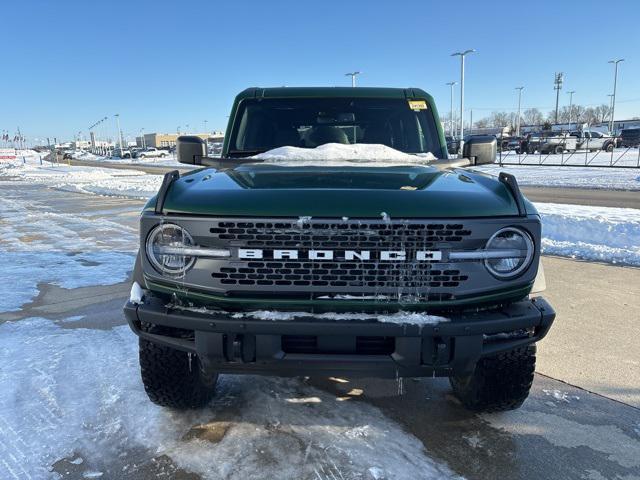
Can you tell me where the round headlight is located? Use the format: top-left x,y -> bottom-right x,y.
146,224 -> 196,275
484,227 -> 534,279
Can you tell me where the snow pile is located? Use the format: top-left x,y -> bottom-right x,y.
0,318 -> 461,480
0,155 -> 162,198
232,310 -> 449,326
476,164 -> 640,190
251,143 -> 437,165
538,203 -> 640,266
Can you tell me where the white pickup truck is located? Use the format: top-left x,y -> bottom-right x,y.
569,131 -> 616,152
133,147 -> 169,159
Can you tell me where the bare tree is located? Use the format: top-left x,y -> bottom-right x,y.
523,108 -> 544,126
488,111 -> 511,128
593,104 -> 612,123
582,107 -> 599,126
474,118 -> 490,128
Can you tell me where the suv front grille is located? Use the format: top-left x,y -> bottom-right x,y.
210,221 -> 472,249
203,218 -> 480,297
212,261 -> 468,289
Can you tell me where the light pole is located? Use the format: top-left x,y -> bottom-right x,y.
446,81 -> 457,137
204,120 -> 208,134
115,114 -> 124,152
345,71 -> 361,87
515,86 -> 524,137
608,58 -> 624,134
140,128 -> 146,148
607,94 -> 614,125
567,90 -> 576,126
451,49 -> 475,157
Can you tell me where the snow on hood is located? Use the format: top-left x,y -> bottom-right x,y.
250,143 -> 437,166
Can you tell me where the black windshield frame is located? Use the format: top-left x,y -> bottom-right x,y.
226,97 -> 442,158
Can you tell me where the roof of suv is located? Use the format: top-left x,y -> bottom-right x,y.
235,86 -> 432,100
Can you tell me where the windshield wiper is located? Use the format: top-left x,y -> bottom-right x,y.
226,149 -> 267,158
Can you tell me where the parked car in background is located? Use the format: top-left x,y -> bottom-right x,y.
527,131 -> 577,154
569,131 -> 616,152
62,149 -> 74,160
445,135 -> 459,155
620,128 -> 640,148
132,147 -> 169,159
112,147 -> 132,159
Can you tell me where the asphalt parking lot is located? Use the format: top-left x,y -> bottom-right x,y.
1,181 -> 639,479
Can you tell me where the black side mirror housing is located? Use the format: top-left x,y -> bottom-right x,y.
177,136 -> 207,165
463,135 -> 497,165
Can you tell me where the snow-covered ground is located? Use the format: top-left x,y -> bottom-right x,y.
73,149 -> 187,167
0,318 -> 461,480
1,155 -> 162,198
476,164 -> 640,190
0,186 -> 138,312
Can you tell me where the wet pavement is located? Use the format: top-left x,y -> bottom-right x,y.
1,180 -> 639,479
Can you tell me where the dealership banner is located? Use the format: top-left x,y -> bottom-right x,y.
0,148 -> 16,160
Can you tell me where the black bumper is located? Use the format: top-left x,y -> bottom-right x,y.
124,294 -> 555,378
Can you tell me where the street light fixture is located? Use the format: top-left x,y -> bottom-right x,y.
446,81 -> 457,137
515,87 -> 524,137
345,71 -> 361,87
567,90 -> 576,126
451,49 -> 475,157
608,59 -> 624,134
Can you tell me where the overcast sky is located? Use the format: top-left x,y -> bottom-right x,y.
1,0 -> 639,142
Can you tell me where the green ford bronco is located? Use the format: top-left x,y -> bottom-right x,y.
124,87 -> 555,412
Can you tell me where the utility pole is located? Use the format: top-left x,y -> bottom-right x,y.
446,81 -> 457,137
345,71 -> 361,87
608,59 -> 624,134
567,90 -> 576,127
515,86 -> 524,137
553,72 -> 564,125
451,49 -> 475,157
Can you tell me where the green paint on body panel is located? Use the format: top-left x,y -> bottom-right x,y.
155,165 -> 532,218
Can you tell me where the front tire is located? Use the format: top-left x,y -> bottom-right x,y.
449,345 -> 536,412
139,327 -> 217,409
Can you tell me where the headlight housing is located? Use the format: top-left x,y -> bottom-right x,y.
146,224 -> 196,276
484,227 -> 534,279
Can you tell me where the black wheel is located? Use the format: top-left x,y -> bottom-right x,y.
605,143 -> 614,152
139,325 -> 217,409
449,345 -> 536,412
124,153 -> 131,158
554,145 -> 564,154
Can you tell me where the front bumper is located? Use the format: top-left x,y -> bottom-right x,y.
124,294 -> 555,378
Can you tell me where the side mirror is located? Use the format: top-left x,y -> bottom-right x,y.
177,136 -> 206,165
463,135 -> 497,165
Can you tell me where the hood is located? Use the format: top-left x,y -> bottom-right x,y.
157,164 -> 527,218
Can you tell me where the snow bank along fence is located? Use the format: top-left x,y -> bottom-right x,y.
497,143 -> 640,169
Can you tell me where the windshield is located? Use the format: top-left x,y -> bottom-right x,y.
227,97 -> 441,158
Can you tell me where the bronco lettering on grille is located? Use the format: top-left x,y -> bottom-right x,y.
238,249 -> 442,261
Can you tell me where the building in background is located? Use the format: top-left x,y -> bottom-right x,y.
136,131 -> 224,149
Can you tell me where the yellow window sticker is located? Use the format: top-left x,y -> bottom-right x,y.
408,100 -> 427,110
